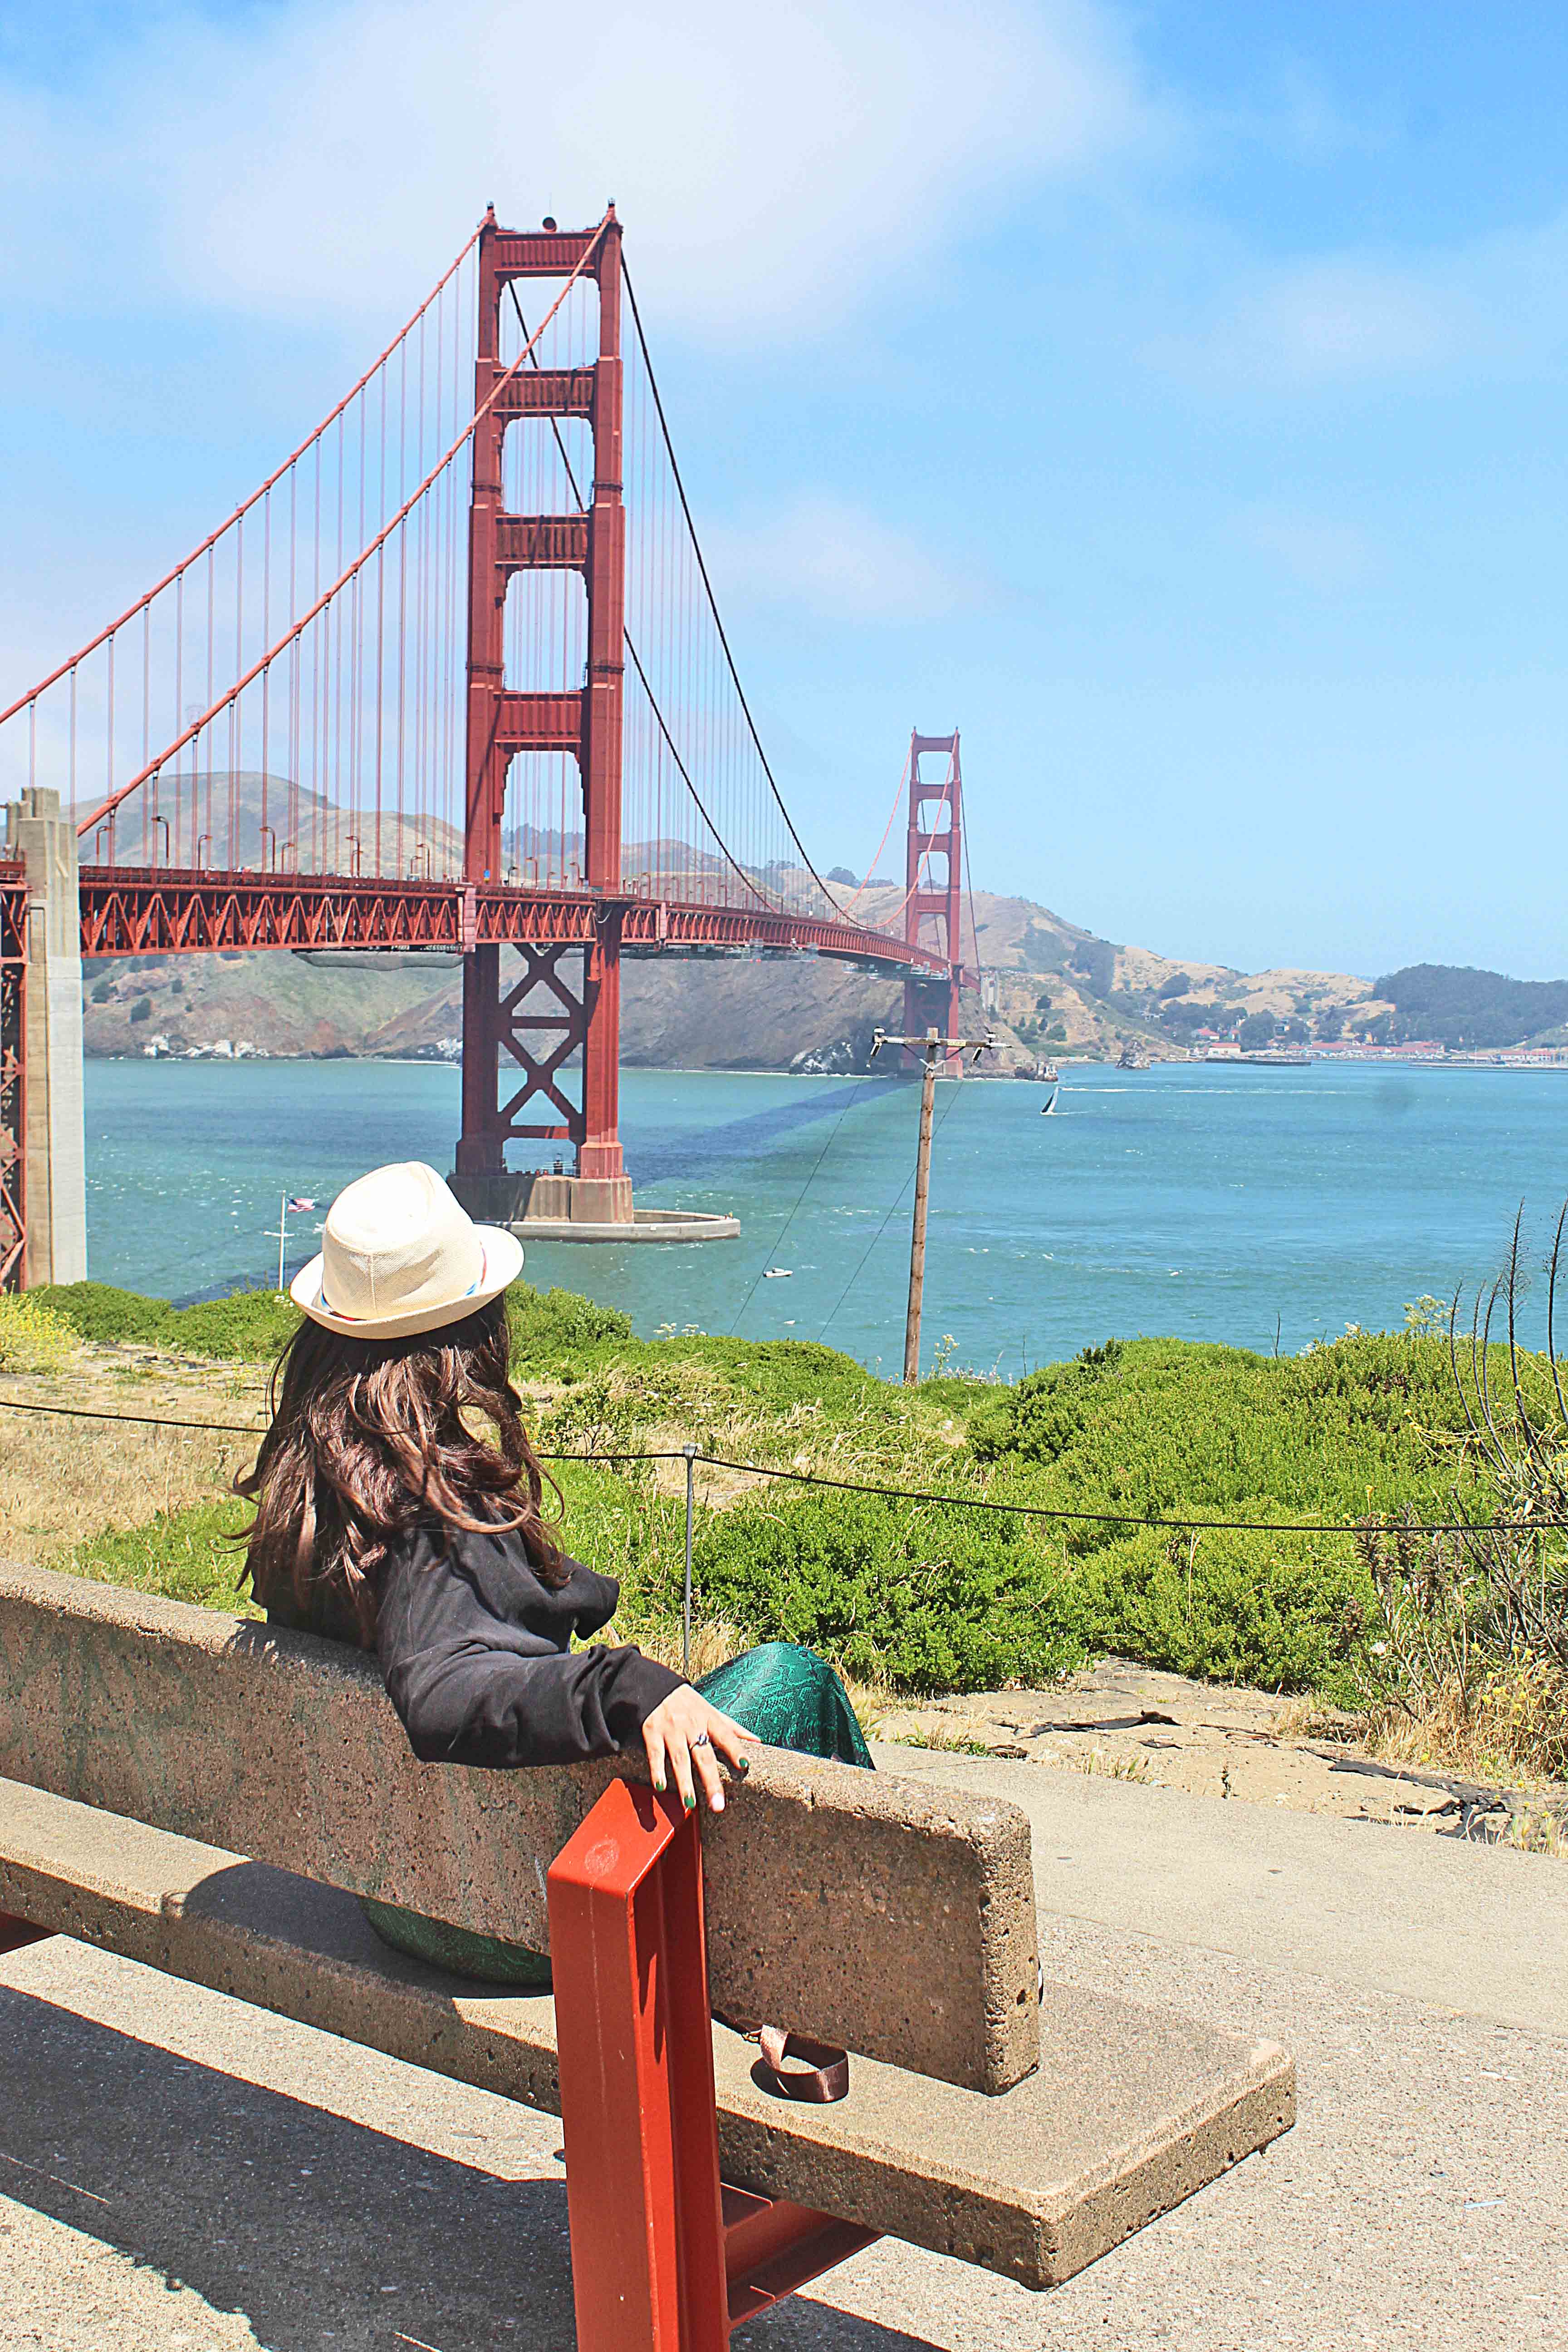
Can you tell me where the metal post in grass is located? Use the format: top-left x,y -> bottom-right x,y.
682,1442 -> 697,1677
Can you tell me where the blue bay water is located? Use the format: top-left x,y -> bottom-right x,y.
81,1058 -> 1568,1372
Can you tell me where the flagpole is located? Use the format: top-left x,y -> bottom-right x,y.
278,1192 -> 287,1296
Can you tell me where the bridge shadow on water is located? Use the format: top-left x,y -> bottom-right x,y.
168,1078 -> 915,1306
0,1967 -> 951,2351
626,1073 -> 911,1193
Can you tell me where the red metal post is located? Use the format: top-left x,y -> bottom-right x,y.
902,730 -> 965,1068
454,208 -> 628,1209
549,1778 -> 730,2351
548,1779 -> 879,2348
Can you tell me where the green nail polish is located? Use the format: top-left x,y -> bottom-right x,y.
683,1793 -> 695,1812
653,1776 -> 666,1793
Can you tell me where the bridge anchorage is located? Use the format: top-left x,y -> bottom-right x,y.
0,206 -> 964,1283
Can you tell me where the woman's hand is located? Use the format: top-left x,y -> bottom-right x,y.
642,1687 -> 755,1814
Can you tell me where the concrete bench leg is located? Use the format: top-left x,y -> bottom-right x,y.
548,1783 -> 879,2349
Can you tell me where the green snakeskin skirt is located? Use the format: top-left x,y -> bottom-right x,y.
360,1642 -> 872,1985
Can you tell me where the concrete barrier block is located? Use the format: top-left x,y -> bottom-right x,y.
0,1563 -> 1039,2092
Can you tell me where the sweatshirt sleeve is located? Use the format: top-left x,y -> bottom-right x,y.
376,1536 -> 684,1769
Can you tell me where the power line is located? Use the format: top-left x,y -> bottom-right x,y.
818,1077 -> 965,1346
727,1079 -> 878,1336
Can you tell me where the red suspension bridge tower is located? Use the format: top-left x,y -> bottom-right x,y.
455,207 -> 632,1225
902,730 -> 967,1070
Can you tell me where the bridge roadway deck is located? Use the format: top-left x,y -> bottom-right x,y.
76,866 -> 951,974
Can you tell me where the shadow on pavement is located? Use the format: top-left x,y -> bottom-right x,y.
0,1982 -> 944,2351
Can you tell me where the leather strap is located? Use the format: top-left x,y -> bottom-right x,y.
755,2025 -> 851,2104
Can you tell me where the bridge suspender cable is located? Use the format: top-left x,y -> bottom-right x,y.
74,216 -> 614,840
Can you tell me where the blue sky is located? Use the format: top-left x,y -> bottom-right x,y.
2,2 -> 1567,979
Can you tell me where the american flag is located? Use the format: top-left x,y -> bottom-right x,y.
286,1196 -> 317,1213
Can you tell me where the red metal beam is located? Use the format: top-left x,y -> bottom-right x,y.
490,366 -> 596,421
496,512 -> 589,572
495,689 -> 585,755
77,867 -> 953,974
547,1779 -> 879,2348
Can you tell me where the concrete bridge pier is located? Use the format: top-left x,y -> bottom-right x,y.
5,789 -> 87,1287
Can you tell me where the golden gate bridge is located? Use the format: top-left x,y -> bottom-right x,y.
0,207 -> 970,1283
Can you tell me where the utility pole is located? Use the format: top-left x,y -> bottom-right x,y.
871,1025 -> 994,1383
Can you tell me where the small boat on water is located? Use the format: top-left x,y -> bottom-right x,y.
763,1267 -> 793,1279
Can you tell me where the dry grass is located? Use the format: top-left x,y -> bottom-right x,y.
0,1406 -> 245,1563
1352,1658 -> 1568,1791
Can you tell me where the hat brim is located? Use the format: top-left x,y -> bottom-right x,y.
289,1225 -> 524,1340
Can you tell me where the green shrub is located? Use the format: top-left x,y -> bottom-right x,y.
507,1281 -> 634,1366
692,1487 -> 1082,1694
0,1291 -> 80,1373
1068,1528 -> 1372,1698
33,1281 -> 300,1361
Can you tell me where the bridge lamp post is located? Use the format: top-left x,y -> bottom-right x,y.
153,816 -> 170,867
258,823 -> 275,873
196,833 -> 211,871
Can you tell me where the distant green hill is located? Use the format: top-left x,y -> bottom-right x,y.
1373,963 -> 1568,1049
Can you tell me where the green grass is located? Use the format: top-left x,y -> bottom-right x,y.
67,1498 -> 260,1612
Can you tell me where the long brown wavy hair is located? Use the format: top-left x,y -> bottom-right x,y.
238,1294 -> 564,1645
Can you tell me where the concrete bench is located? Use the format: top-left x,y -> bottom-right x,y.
0,1563 -> 1295,2341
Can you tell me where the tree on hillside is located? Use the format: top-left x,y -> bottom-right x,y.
1372,963 -> 1568,1049
1238,1011 -> 1277,1049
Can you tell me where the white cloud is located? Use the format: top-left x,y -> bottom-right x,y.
709,494 -> 971,622
0,0 -> 1161,340
1154,210 -> 1568,391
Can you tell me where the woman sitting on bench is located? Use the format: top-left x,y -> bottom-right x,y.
238,1159 -> 870,1985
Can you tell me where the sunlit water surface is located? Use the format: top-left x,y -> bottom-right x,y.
82,1058 -> 1568,1371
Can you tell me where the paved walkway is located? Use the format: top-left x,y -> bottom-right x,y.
3,1755 -> 1565,2350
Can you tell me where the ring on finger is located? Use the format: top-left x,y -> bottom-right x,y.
691,1730 -> 711,1748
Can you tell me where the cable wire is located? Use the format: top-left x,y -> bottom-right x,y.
505,283 -> 774,912
0,1390 -> 1547,1536
727,1079 -> 877,1335
818,1073 -> 965,1346
621,260 -> 833,901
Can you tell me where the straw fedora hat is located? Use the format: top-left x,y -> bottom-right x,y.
290,1161 -> 524,1339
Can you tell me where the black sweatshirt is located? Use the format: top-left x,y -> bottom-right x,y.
270,1523 -> 685,1769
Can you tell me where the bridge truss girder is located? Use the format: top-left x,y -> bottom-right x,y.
75,868 -> 949,972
